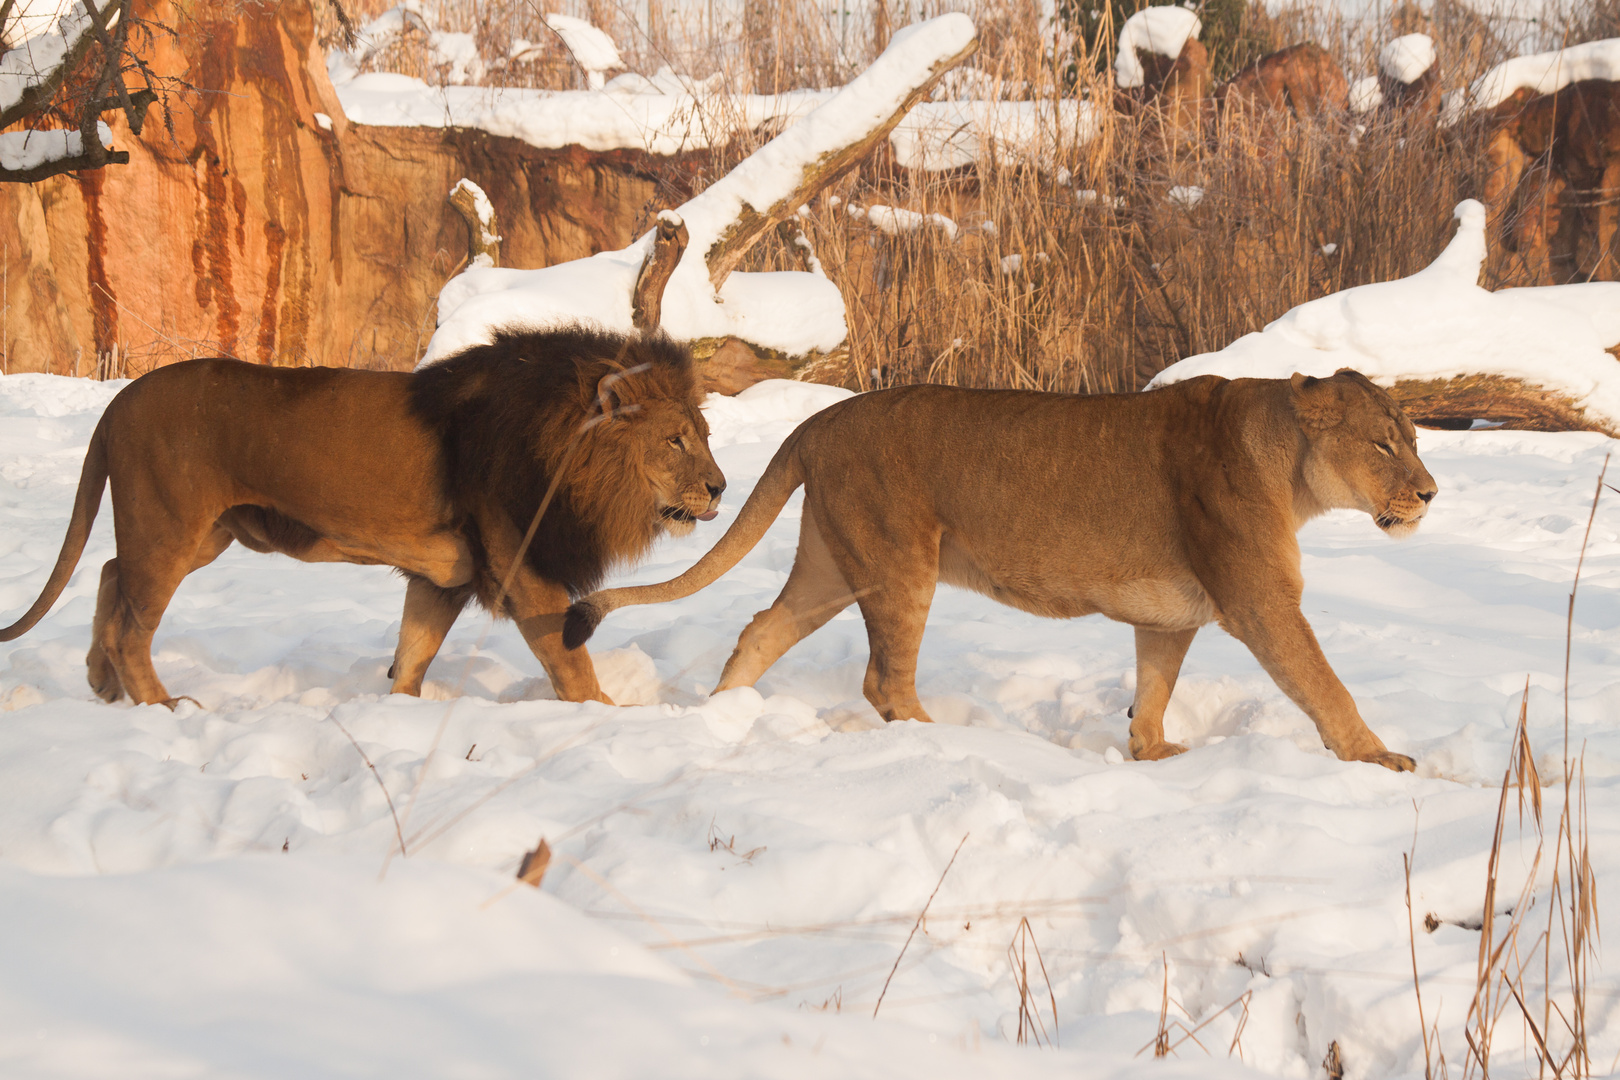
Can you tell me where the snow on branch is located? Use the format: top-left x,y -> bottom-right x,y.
0,0 -> 105,125
0,120 -> 119,182
1148,201 -> 1620,436
420,13 -> 979,373
0,0 -> 170,182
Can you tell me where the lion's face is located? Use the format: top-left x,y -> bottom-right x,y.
1293,371 -> 1437,537
638,400 -> 726,537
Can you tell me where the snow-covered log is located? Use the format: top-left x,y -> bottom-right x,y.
1148,200 -> 1620,436
420,13 -> 979,379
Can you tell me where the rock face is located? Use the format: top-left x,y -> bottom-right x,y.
0,0 -> 709,376
1484,80 -> 1620,286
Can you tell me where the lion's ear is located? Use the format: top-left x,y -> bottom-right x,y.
593,370 -> 640,418
1289,372 -> 1317,392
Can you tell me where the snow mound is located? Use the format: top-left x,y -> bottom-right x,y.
1115,5 -> 1202,89
1348,74 -> 1382,112
1448,36 -> 1620,121
1147,200 -> 1620,430
1379,33 -> 1435,84
421,14 -> 978,365
544,13 -> 623,90
889,98 -> 1098,171
851,202 -> 959,241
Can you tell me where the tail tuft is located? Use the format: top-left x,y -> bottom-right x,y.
563,599 -> 603,650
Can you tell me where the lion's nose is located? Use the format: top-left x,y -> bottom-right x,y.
707,482 -> 725,499
1418,489 -> 1435,503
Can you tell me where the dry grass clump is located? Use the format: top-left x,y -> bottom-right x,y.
770,102 -> 1494,392
1404,465 -> 1608,1080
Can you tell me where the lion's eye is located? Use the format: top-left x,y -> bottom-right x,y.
1376,442 -> 1395,457
668,435 -> 686,451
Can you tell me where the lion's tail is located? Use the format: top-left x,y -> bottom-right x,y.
564,432 -> 807,650
0,421 -> 109,642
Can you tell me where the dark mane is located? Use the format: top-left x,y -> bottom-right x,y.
409,325 -> 702,602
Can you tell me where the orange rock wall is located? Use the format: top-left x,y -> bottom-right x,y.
0,0 -> 706,375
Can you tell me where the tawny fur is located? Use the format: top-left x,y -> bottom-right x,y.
0,326 -> 725,707
567,370 -> 1437,773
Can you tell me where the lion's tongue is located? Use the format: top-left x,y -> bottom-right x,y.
697,510 -> 719,521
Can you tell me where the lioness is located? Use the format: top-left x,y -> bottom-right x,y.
0,327 -> 725,707
566,370 -> 1435,771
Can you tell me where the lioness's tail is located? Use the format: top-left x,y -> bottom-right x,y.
564,434 -> 807,649
0,421 -> 109,642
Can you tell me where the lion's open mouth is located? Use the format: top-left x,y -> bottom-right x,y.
661,505 -> 719,524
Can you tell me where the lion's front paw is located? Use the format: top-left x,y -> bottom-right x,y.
1130,740 -> 1188,762
1357,749 -> 1415,772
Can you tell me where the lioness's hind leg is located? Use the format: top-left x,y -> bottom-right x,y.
848,548 -> 938,725
390,576 -> 472,696
1128,626 -> 1197,762
715,513 -> 853,692
87,559 -> 123,702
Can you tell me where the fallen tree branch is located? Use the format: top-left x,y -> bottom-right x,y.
1388,374 -> 1620,437
700,32 -> 979,289
632,211 -> 688,331
447,178 -> 501,267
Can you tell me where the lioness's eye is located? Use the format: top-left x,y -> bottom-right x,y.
668,435 -> 686,451
1376,442 -> 1394,457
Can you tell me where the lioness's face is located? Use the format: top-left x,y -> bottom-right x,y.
1294,371 -> 1438,537
642,400 -> 726,537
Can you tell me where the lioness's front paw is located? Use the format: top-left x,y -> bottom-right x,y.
1130,740 -> 1188,761
1357,750 -> 1415,772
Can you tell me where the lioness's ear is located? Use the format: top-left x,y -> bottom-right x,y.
1290,371 -> 1340,431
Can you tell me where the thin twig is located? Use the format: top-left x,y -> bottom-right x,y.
873,832 -> 969,1018
329,712 -> 406,856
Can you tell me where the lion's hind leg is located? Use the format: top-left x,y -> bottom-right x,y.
715,512 -> 854,693
1127,626 -> 1197,761
87,559 -> 124,702
94,518 -> 224,707
389,576 -> 472,696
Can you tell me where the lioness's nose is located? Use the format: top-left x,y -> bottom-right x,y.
1418,489 -> 1435,503
707,482 -> 725,499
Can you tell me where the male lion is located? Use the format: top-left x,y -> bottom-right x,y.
566,370 -> 1435,772
0,327 -> 725,707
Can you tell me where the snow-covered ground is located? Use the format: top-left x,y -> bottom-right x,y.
2,373 -> 1619,1078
